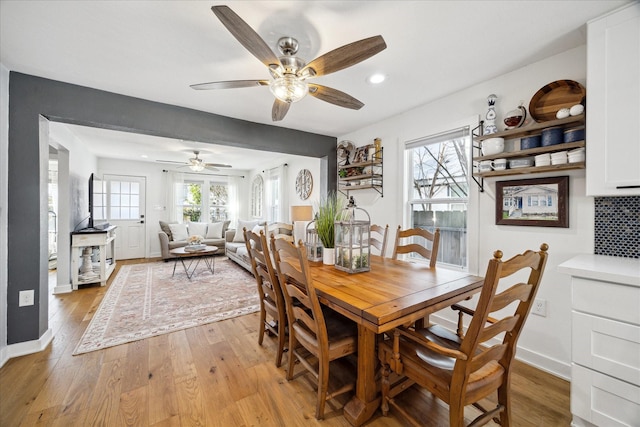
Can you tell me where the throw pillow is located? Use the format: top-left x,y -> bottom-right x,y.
159,220 -> 175,241
206,221 -> 224,239
188,221 -> 208,238
232,219 -> 260,243
168,223 -> 188,242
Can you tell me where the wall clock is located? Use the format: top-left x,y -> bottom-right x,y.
295,169 -> 313,200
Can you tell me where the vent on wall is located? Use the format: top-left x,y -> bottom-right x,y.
594,196 -> 640,258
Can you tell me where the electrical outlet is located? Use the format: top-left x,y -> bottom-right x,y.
19,290 -> 35,307
532,298 -> 547,317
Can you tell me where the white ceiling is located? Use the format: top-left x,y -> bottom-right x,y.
1,0 -> 630,167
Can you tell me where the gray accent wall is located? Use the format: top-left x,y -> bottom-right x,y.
7,71 -> 337,346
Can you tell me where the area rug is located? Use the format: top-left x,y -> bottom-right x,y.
73,257 -> 259,355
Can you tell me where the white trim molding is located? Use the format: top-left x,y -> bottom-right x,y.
0,328 -> 53,368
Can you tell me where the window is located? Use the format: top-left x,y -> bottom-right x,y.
178,180 -> 229,222
109,180 -> 140,220
406,127 -> 470,268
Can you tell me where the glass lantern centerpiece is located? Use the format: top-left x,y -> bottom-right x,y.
334,197 -> 370,273
305,221 -> 323,262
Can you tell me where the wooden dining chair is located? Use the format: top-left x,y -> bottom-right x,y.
378,243 -> 549,427
244,228 -> 288,367
270,236 -> 358,420
392,226 -> 441,268
370,223 -> 389,257
266,221 -> 294,243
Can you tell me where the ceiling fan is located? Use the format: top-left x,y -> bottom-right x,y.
156,151 -> 232,172
190,5 -> 387,121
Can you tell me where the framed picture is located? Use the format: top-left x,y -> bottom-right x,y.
496,176 -> 569,227
353,146 -> 368,163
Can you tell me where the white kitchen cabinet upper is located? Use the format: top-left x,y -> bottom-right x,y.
586,2 -> 640,196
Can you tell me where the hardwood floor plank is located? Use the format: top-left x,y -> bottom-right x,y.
118,386 -> 149,426
168,330 -> 197,381
147,334 -> 180,425
120,339 -> 150,393
206,340 -> 258,402
28,364 -> 78,415
174,375 -> 208,427
85,358 -> 124,425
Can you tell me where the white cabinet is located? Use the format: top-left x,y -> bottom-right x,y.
71,226 -> 117,289
559,255 -> 640,427
586,3 -> 640,196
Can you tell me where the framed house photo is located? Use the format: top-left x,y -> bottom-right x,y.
496,176 -> 569,227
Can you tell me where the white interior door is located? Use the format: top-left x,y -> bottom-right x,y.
103,174 -> 146,260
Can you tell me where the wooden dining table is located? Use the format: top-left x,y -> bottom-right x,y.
309,255 -> 484,426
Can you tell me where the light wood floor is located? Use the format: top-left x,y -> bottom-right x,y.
1,258 -> 571,426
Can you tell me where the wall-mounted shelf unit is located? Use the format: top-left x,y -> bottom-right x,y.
338,146 -> 383,197
472,116 -> 586,187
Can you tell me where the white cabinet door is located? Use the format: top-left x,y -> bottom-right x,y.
571,363 -> 640,427
586,3 -> 640,196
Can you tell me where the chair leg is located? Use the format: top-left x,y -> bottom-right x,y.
286,334 -> 297,381
381,364 -> 390,416
449,399 -> 465,427
315,357 -> 330,420
275,314 -> 286,367
497,380 -> 512,426
258,305 -> 266,346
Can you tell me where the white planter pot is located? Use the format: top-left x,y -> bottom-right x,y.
322,247 -> 335,265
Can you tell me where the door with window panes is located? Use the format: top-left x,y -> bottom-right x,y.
95,175 -> 146,260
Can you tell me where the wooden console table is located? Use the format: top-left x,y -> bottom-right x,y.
71,226 -> 117,289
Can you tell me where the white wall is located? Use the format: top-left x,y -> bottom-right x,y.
338,45 -> 593,379
0,63 -> 9,366
249,155 -> 322,221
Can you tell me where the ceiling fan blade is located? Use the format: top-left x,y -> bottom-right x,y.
204,166 -> 220,172
308,84 -> 364,110
272,99 -> 291,121
301,35 -> 387,78
156,160 -> 187,164
190,80 -> 269,90
204,163 -> 232,168
211,6 -> 281,68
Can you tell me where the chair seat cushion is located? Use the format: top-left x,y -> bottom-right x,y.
379,325 -> 505,402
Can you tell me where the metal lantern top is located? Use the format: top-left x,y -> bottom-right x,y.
334,197 -> 371,273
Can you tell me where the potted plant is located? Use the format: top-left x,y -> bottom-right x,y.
314,191 -> 349,265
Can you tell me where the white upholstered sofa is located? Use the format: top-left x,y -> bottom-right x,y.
158,220 -> 231,260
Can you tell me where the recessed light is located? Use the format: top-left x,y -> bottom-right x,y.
141,154 -> 148,158
367,73 -> 386,85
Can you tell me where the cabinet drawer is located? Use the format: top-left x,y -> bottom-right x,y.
572,363 -> 640,426
572,277 -> 640,325
573,312 -> 640,386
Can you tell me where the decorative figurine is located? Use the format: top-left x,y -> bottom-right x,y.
484,94 -> 498,135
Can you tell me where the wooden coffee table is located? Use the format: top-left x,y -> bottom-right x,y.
169,245 -> 218,280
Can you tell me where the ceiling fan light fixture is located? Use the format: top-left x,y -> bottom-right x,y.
189,160 -> 205,172
270,75 -> 308,103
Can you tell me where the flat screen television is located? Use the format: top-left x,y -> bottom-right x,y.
88,173 -> 94,229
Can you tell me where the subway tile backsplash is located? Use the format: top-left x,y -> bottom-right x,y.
594,196 -> 640,258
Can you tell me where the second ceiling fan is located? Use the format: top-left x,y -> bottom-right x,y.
191,5 -> 387,121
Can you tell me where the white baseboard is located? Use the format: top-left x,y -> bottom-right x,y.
0,328 -> 54,368
430,314 -> 571,381
53,282 -> 73,294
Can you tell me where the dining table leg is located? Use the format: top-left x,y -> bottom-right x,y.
343,325 -> 380,426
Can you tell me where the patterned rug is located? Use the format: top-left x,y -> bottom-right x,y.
73,257 -> 258,355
